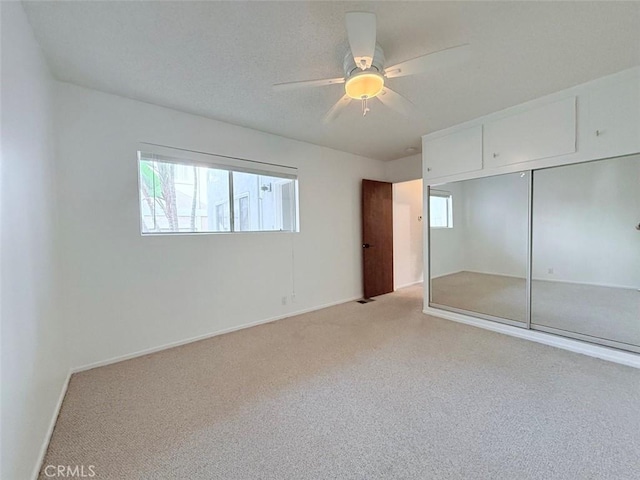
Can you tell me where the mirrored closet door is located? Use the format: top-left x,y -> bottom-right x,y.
531,155 -> 640,351
428,154 -> 640,353
429,172 -> 530,326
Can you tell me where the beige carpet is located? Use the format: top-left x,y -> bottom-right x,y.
432,271 -> 640,347
41,285 -> 640,479
431,272 -> 528,322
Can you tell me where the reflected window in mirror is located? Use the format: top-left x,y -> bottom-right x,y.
429,190 -> 453,228
429,172 -> 529,325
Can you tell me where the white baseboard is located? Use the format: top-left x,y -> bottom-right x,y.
531,276 -> 639,290
31,369 -> 72,480
431,270 -> 521,280
433,270 -> 638,290
394,280 -> 424,290
462,270 -> 525,279
423,306 -> 640,369
430,270 -> 463,280
72,295 -> 362,373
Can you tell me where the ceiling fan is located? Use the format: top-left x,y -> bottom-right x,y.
273,12 -> 470,123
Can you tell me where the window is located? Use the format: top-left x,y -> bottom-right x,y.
429,190 -> 453,228
231,172 -> 297,232
138,151 -> 298,234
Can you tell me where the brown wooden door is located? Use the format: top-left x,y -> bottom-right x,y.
362,179 -> 394,298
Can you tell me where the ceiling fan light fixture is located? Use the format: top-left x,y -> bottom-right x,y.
344,72 -> 384,100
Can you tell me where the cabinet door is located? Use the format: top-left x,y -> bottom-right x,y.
483,97 -> 577,168
423,125 -> 482,179
588,73 -> 640,159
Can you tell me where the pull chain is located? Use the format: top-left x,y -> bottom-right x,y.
361,97 -> 370,117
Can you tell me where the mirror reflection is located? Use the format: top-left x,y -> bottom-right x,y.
531,155 -> 640,348
429,172 -> 530,324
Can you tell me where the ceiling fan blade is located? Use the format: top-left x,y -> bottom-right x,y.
385,44 -> 471,79
345,12 -> 377,70
273,77 -> 345,92
323,95 -> 352,124
377,87 -> 416,117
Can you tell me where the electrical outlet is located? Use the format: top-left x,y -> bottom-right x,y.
548,268 -> 554,274
281,296 -> 288,305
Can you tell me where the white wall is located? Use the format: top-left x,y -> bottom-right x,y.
0,3 -> 70,480
460,173 -> 529,278
385,154 -> 422,183
54,82 -> 386,368
428,182 -> 466,278
393,180 -> 423,289
533,155 -> 640,288
1,11 -> 387,474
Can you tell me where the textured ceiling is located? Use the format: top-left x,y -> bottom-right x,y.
23,1 -> 640,161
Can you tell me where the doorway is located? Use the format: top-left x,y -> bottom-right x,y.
392,179 -> 424,290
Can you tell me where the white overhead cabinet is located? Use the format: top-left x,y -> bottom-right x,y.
423,125 -> 482,180
422,67 -> 640,184
483,97 -> 577,168
587,73 -> 640,160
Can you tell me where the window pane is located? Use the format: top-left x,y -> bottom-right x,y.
232,172 -> 297,232
139,158 -> 230,233
139,151 -> 299,235
430,195 -> 451,228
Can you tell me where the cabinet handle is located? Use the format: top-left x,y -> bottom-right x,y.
493,153 -> 499,158
596,129 -> 603,136
427,167 -> 432,172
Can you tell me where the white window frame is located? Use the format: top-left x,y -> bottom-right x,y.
137,144 -> 299,235
429,189 -> 453,229
272,178 -> 297,232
